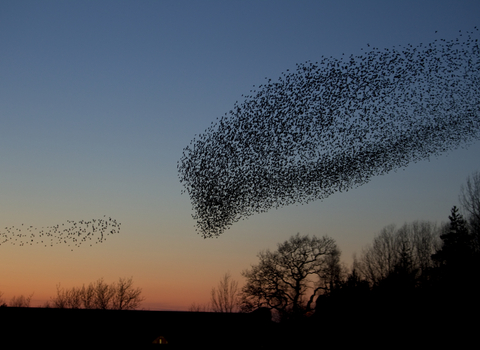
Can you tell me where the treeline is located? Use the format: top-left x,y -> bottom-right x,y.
0,277 -> 144,310
320,209 -> 479,304
307,203 -> 480,347
197,171 -> 480,328
322,171 -> 480,308
220,171 -> 480,347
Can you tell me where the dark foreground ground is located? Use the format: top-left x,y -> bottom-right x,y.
0,299 -> 477,349
0,307 -> 274,348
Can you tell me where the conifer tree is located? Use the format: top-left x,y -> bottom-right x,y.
432,206 -> 472,268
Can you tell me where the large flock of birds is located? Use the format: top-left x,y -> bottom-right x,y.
178,28 -> 480,238
0,216 -> 120,250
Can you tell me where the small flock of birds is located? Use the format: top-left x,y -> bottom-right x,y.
178,28 -> 480,238
0,216 -> 120,250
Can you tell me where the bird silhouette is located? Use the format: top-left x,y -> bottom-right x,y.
1,215 -> 120,249
178,28 -> 480,238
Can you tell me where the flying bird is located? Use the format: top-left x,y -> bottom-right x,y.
178,28 -> 480,238
0,216 -> 120,249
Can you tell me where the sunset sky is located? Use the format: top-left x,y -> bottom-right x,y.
1,0 -> 479,310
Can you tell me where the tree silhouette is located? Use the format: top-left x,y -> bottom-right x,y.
241,233 -> 339,319
432,206 -> 472,266
8,293 -> 33,307
51,277 -> 144,310
210,272 -> 240,313
358,221 -> 441,288
459,170 -> 480,252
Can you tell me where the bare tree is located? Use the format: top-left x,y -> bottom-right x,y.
460,170 -> 480,223
91,278 -> 115,310
9,293 -> 33,307
51,285 -> 82,309
409,221 -> 444,273
317,247 -> 345,294
111,277 -> 144,310
80,283 -> 95,309
459,170 -> 480,250
188,302 -> 210,312
357,221 -> 441,287
51,277 -> 144,310
0,290 -> 6,307
358,224 -> 398,286
241,233 -> 338,318
211,272 -> 240,312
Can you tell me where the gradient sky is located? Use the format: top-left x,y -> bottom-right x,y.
1,0 -> 479,310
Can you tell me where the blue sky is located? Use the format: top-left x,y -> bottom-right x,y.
1,0 -> 479,310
